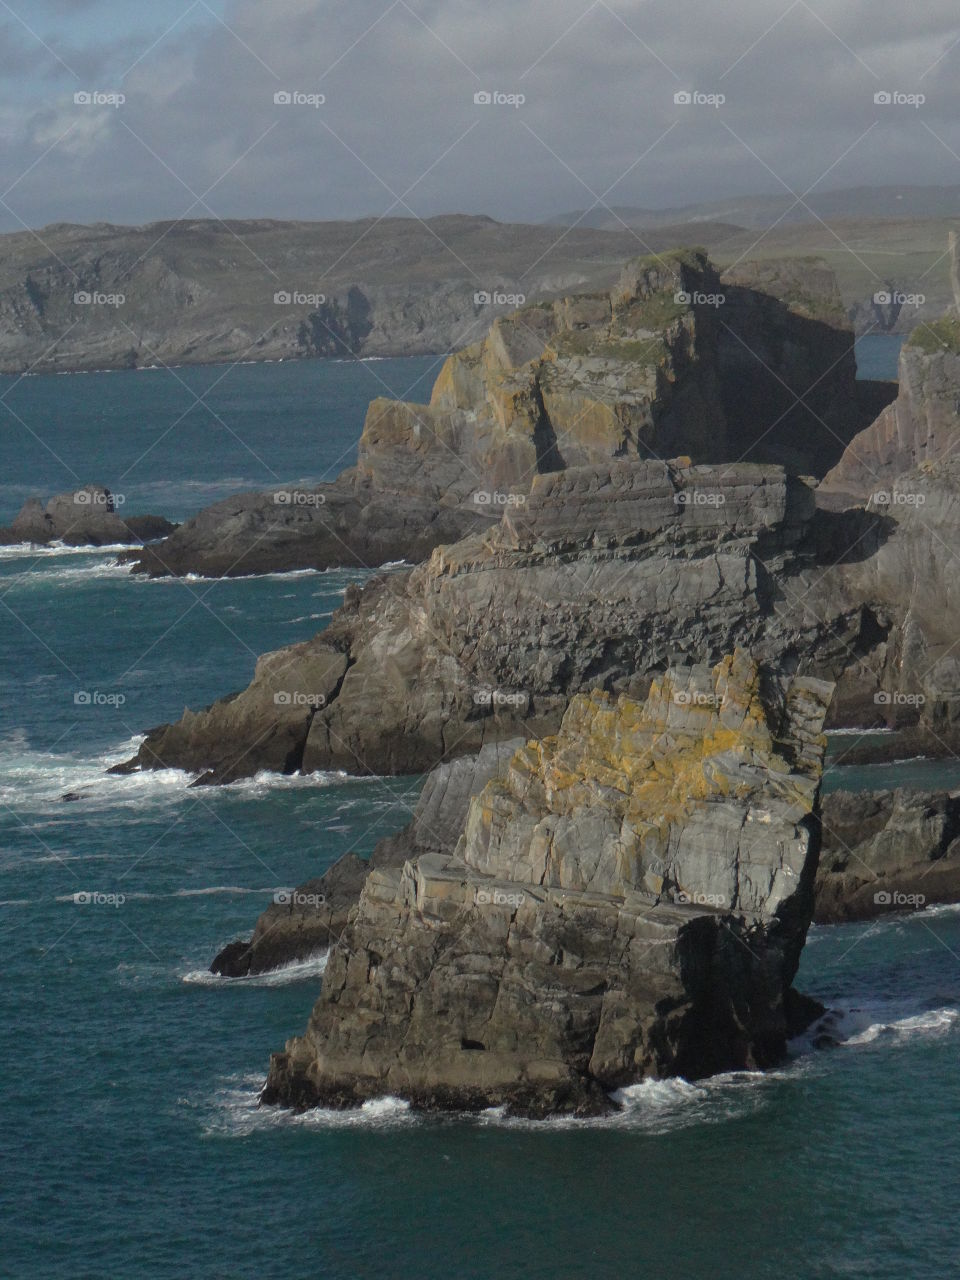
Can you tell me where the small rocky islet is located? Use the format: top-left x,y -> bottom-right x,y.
20,244 -> 960,1116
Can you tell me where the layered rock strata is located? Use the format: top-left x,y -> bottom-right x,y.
261,652 -> 833,1116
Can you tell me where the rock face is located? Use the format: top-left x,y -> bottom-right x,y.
211,740 -> 522,975
816,788 -> 960,922
261,652 -> 833,1116
0,486 -> 174,547
123,249 -> 860,579
121,447 -> 960,782
116,458 -> 828,779
117,444 -> 960,784
819,333 -> 960,508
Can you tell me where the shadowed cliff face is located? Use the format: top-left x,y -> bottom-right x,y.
121,248 -> 860,580
820,336 -> 960,508
260,651 -> 833,1117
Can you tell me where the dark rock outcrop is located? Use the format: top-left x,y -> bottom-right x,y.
0,485 -> 174,547
211,854 -> 370,977
261,652 -> 833,1117
816,788 -> 960,922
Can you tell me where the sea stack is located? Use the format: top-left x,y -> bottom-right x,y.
263,650 -> 834,1118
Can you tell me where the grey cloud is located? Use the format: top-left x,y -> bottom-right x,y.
2,0 -> 960,229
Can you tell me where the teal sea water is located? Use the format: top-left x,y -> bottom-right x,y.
5,338 -> 960,1280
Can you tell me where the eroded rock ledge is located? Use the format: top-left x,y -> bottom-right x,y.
261,651 -> 833,1118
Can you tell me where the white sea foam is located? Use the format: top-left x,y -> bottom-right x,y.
796,1000 -> 959,1051
0,734 -> 383,825
198,1074 -> 416,1137
182,950 -> 329,987
0,541 -> 133,562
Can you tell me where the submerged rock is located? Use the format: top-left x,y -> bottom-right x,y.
0,485 -> 174,547
261,651 -> 833,1117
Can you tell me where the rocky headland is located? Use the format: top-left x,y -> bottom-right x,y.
0,485 -> 175,547
259,652 -> 832,1116
121,248 -> 868,579
115,441 -> 960,783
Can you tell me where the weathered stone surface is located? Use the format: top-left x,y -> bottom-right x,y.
111,637 -> 350,783
119,457 -> 839,779
123,447 -> 960,782
123,250 -> 859,579
0,485 -> 174,547
261,652 -> 833,1116
816,788 -> 960,922
718,258 -> 859,473
210,740 -> 523,975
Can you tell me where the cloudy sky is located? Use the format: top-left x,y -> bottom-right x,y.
2,0 -> 960,230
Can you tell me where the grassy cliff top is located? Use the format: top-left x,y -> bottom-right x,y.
908,316 -> 960,354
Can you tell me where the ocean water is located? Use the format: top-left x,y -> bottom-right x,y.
5,338 -> 960,1279
854,332 -> 903,381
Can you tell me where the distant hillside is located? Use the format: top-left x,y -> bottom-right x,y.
0,215 -> 712,375
0,201 -> 954,375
